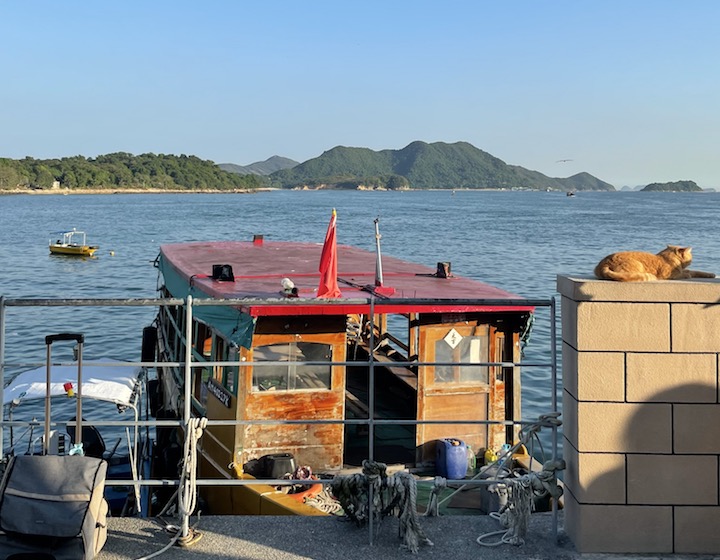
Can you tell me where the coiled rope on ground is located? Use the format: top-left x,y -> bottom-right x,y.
418,413 -> 565,548
476,413 -> 565,548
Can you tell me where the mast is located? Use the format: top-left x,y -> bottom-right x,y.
374,218 -> 384,287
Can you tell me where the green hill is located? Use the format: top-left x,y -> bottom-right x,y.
0,153 -> 267,191
641,180 -> 702,192
269,141 -> 615,191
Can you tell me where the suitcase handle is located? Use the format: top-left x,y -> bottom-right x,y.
46,333 -> 84,345
44,332 -> 85,455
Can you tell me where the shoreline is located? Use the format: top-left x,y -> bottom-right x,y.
0,186 -> 597,195
2,187 -> 709,196
0,187 -> 277,196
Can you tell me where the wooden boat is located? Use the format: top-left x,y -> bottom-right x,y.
49,229 -> 99,256
150,214 -> 534,515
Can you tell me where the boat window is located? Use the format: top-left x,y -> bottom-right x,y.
213,336 -> 225,384
214,336 -> 237,394
193,324 -> 213,406
434,334 -> 489,384
252,342 -> 332,391
225,347 -> 238,394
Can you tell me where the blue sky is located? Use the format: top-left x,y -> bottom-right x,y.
1,1 -> 718,188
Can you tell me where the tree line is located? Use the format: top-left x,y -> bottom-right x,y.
0,152 -> 267,191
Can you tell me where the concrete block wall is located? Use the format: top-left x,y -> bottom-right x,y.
557,275 -> 720,554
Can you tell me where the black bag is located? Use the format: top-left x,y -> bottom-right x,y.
0,453 -> 109,560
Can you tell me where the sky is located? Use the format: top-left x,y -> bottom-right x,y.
1,1 -> 719,188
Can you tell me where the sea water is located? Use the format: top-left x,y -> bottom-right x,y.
1,189 -> 719,454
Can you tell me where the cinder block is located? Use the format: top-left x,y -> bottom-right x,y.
563,442 -> 625,504
675,404 -> 720,453
575,401 -> 671,453
570,348 -> 625,401
673,304 -> 720,352
626,353 -> 717,403
676,507 -> 720,554
627,454 -> 717,505
576,302 -> 670,352
563,490 -> 672,553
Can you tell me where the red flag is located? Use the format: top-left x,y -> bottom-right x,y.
317,209 -> 342,298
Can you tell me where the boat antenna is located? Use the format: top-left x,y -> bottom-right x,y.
374,217 -> 384,287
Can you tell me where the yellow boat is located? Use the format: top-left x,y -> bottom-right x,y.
49,229 -> 99,257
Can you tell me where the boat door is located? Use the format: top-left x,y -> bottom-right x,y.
416,319 -> 509,465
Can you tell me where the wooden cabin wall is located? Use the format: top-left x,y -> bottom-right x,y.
238,316 -> 347,472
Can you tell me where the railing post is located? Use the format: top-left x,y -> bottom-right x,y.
550,296 -> 559,541
180,295 -> 194,539
0,296 -> 5,460
367,296 -> 376,545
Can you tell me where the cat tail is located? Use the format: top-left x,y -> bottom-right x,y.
595,266 -> 657,282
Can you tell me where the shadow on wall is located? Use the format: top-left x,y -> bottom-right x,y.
566,382 -> 720,554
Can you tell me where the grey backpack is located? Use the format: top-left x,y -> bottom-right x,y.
0,454 -> 109,560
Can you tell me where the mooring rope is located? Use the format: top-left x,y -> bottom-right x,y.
179,417 -> 207,517
424,412 -> 562,517
176,416 -> 207,546
330,460 -> 433,554
476,477 -> 534,547
133,416 -> 207,560
476,457 -> 565,548
305,486 -> 345,515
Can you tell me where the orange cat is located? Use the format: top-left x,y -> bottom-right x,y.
594,245 -> 716,282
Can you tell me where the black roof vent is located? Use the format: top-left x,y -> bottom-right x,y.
212,264 -> 235,282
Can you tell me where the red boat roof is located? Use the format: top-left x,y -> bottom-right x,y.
159,240 -> 532,316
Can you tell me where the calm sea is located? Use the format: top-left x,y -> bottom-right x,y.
1,190 -> 719,449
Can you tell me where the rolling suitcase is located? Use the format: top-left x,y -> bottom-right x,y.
0,333 -> 109,560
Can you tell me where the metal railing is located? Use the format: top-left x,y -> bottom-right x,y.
0,294 -> 560,544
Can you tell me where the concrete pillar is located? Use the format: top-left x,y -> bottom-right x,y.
558,275 -> 720,554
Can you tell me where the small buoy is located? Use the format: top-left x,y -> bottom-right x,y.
109,251 -> 115,256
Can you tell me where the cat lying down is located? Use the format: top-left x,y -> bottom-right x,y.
595,245 -> 716,282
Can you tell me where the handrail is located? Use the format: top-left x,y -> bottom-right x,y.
0,294 -> 559,544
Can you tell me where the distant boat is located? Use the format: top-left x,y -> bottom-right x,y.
49,229 -> 99,257
566,191 -> 576,197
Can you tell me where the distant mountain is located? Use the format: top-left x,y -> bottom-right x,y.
641,180 -> 702,192
269,141 -> 615,191
220,156 -> 298,176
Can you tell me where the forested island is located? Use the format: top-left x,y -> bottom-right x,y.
640,180 -> 702,192
0,153 -> 267,193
